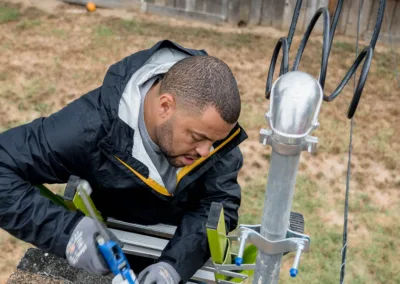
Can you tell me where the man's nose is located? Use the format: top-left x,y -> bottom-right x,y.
196,142 -> 212,158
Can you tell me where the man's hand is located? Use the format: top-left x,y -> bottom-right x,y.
138,262 -> 181,284
65,216 -> 110,275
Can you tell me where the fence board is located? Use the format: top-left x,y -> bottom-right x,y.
260,0 -> 271,26
391,1 -> 400,36
175,0 -> 186,9
240,0 -> 252,25
337,0 -> 352,34
185,0 -> 196,11
346,0 -> 372,36
282,0 -> 297,32
206,0 -> 222,14
165,0 -> 175,7
195,0 -> 206,12
228,0 -> 241,23
314,0 -> 329,34
304,0 -> 318,32
297,0 -> 309,31
359,0 -> 374,36
145,3 -> 225,23
221,0 -> 229,19
249,0 -> 263,25
260,0 -> 285,28
366,0 -> 396,40
383,0 -> 397,34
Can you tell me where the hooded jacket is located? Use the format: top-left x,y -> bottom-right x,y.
0,40 -> 247,282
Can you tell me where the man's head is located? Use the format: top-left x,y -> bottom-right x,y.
144,55 -> 241,168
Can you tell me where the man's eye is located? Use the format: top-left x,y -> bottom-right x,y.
192,135 -> 202,142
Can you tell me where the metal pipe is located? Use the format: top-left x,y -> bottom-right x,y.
255,71 -> 322,283
253,151 -> 300,284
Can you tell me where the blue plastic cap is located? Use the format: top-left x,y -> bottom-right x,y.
290,268 -> 298,278
235,257 -> 243,266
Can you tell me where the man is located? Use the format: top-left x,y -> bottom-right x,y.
0,40 -> 247,283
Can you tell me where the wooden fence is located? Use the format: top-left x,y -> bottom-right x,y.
63,0 -> 400,43
142,0 -> 400,43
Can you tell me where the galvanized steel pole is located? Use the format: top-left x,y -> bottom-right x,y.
253,71 -> 322,283
253,152 -> 300,283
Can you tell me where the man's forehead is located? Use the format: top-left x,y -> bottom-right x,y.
179,105 -> 236,140
190,122 -> 234,141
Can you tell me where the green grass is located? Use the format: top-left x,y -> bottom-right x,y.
95,25 -> 114,37
52,28 -> 67,39
0,5 -> 20,23
103,17 -> 272,51
238,172 -> 399,283
332,41 -> 356,54
369,127 -> 394,154
238,102 -> 267,130
16,19 -> 41,30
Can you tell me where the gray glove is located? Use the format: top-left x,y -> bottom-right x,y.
66,216 -> 111,275
138,262 -> 181,284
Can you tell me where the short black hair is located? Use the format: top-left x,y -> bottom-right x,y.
160,56 -> 241,124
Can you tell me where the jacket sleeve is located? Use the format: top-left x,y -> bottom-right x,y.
0,88 -> 103,257
159,147 -> 243,283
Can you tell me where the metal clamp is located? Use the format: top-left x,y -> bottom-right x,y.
233,226 -> 310,278
260,127 -> 318,155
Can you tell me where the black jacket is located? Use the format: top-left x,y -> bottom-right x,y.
0,40 -> 247,282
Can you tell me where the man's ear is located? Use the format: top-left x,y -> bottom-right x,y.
158,93 -> 176,118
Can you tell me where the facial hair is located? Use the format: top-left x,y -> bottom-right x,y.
155,118 -> 181,167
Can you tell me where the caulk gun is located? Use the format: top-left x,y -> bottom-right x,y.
77,179 -> 136,284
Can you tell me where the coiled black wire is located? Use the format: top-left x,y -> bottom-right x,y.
265,0 -> 386,119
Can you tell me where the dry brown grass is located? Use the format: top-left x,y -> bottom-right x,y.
0,0 -> 399,283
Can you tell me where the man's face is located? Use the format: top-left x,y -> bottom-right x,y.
155,106 -> 235,168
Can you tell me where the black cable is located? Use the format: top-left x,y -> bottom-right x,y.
340,117 -> 354,284
291,7 -> 331,89
326,47 -> 372,102
265,0 -> 385,119
278,0 -> 303,76
340,1 -> 362,283
329,0 -> 344,46
266,0 -> 303,98
286,0 -> 303,50
324,0 -> 385,118
265,38 -> 289,99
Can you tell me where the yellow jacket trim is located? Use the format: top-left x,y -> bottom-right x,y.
115,128 -> 241,196
176,128 -> 241,184
115,156 -> 173,197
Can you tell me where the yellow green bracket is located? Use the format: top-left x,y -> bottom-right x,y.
37,177 -> 103,222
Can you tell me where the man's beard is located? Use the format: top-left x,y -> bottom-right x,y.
155,119 -> 181,167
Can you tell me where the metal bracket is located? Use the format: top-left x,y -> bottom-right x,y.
207,225 -> 311,284
260,128 -> 318,155
237,227 -> 310,256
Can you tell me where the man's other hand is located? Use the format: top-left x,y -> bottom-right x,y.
138,262 -> 181,284
65,216 -> 110,275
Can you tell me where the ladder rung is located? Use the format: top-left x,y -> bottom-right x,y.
107,218 -> 176,239
110,229 -> 169,252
